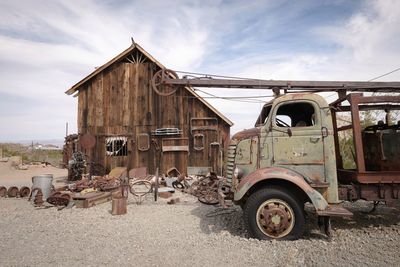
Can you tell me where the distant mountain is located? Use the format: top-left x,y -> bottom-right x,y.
1,139 -> 64,148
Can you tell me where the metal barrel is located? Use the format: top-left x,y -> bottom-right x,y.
31,174 -> 54,200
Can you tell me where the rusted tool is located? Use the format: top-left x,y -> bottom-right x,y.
47,192 -> 71,206
7,186 -> 19,198
30,188 -> 44,206
0,186 -> 6,197
19,186 -> 31,198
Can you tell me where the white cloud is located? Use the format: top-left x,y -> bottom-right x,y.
0,0 -> 399,140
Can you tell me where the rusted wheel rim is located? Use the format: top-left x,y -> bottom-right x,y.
256,199 -> 295,239
0,186 -> 6,197
19,186 -> 31,198
7,186 -> 19,198
129,180 -> 152,197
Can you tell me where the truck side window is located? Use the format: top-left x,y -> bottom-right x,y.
275,102 -> 316,127
255,105 -> 272,126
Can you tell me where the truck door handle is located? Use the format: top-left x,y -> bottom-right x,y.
310,137 -> 320,143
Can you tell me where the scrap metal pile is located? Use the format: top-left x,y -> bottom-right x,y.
0,184 -> 72,208
1,164 -> 228,215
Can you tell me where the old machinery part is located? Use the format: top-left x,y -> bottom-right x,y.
151,128 -> 183,136
195,175 -> 221,205
74,179 -> 92,192
19,186 -> 31,198
217,180 -> 232,208
7,186 -> 19,198
318,216 -> 332,237
198,192 -> 219,205
68,152 -> 86,181
0,186 -> 7,197
96,177 -> 120,191
172,181 -> 184,190
47,192 -> 71,206
166,167 -> 181,178
137,133 -> 150,151
129,179 -> 152,204
30,188 -> 44,206
151,69 -> 179,96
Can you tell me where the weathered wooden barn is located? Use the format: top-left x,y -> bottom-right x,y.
65,42 -> 232,176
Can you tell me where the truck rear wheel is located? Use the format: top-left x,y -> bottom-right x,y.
243,186 -> 305,240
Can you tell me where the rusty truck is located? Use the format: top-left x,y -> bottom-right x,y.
153,69 -> 400,240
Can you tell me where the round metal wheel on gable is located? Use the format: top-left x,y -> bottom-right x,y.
243,186 -> 305,240
151,69 -> 179,96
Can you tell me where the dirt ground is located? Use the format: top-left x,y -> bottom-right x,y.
0,161 -> 399,267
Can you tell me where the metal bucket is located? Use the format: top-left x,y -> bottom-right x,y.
31,174 -> 54,200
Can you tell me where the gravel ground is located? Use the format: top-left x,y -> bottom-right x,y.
0,163 -> 399,266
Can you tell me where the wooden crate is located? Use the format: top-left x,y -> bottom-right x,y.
73,192 -> 112,208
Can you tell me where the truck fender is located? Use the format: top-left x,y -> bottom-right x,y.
234,167 -> 328,211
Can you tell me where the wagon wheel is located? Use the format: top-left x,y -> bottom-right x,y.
129,180 -> 152,197
198,189 -> 219,205
151,69 -> 179,96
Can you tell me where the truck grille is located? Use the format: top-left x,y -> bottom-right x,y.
225,144 -> 237,187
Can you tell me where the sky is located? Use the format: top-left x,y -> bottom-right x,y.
0,0 -> 400,141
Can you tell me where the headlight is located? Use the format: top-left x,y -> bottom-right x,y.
233,167 -> 244,180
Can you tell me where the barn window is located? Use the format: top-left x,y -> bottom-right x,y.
106,137 -> 128,156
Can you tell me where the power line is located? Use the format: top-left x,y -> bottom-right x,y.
194,89 -> 268,103
368,66 -> 400,82
175,70 -> 269,81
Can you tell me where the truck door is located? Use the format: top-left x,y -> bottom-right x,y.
271,101 -> 325,182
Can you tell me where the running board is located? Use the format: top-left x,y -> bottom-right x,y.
316,205 -> 353,217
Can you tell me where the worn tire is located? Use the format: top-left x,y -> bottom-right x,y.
243,186 -> 305,240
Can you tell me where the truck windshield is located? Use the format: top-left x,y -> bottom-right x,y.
255,105 -> 272,126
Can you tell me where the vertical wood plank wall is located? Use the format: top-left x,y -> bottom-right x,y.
77,62 -> 230,175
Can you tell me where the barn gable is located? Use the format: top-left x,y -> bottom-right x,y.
66,42 -> 232,127
65,42 -> 232,175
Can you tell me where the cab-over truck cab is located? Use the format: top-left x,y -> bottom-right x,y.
225,93 -> 350,240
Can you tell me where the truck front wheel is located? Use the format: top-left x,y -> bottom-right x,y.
243,186 -> 305,240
